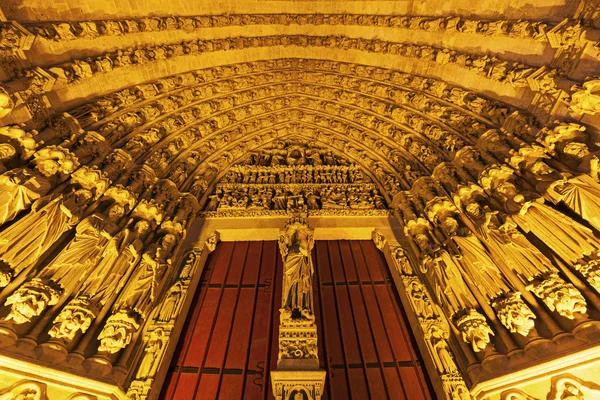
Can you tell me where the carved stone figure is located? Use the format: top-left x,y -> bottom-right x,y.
459,189 -> 555,283
113,233 -> 176,319
136,328 -> 167,379
496,182 -> 600,264
278,218 -> 315,320
49,220 -> 151,340
97,310 -> 140,354
0,189 -> 92,286
570,78 -> 600,115
440,215 -> 512,301
0,146 -> 78,228
527,275 -> 587,319
2,205 -> 125,324
492,293 -> 536,336
0,168 -> 52,227
0,380 -> 47,400
454,309 -> 495,352
425,322 -> 458,373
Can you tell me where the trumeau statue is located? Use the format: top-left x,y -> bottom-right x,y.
278,217 -> 315,321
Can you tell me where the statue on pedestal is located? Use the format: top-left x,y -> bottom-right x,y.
278,217 -> 315,321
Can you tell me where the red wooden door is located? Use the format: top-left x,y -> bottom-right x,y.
314,240 -> 433,400
161,240 -> 433,400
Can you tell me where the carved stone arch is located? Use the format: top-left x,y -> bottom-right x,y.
173,119 -> 424,193
70,59 -> 509,136
142,108 -> 431,183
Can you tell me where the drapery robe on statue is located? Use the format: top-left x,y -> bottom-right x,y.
0,193 -> 84,277
38,214 -> 119,293
0,168 -> 51,226
548,175 -> 600,233
282,249 -> 314,315
474,213 -> 555,283
279,224 -> 315,317
76,227 -> 145,308
422,251 -> 478,318
448,231 -> 511,301
113,244 -> 170,318
508,198 -> 600,263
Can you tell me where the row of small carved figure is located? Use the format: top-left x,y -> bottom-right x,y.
27,14 -> 548,41
243,148 -> 348,167
95,91 -> 480,175
222,165 -> 370,185
205,185 -> 386,211
70,58 -> 510,133
47,35 -> 538,88
89,85 -> 486,159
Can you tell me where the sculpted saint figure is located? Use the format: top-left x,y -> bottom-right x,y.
0,146 -> 78,227
495,181 -> 600,263
76,220 -> 151,307
136,328 -> 166,379
49,220 -> 151,340
3,204 -> 125,323
440,215 -> 511,301
0,189 -> 92,286
38,204 -> 125,293
425,323 -> 457,374
460,192 -> 554,282
522,160 -> 600,233
113,233 -> 176,318
278,218 -> 315,320
0,168 -> 51,226
569,79 -> 600,116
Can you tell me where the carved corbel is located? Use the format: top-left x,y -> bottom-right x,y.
527,275 -> 587,319
453,309 -> 495,353
492,292 -> 537,336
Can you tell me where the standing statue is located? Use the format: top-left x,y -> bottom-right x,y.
0,146 -> 79,227
278,217 -> 315,321
0,189 -> 92,286
112,233 -> 176,318
496,181 -> 600,263
460,192 -> 554,282
49,220 -> 151,340
3,204 -> 125,324
440,215 -> 512,301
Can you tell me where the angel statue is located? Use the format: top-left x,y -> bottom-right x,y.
278,217 -> 315,321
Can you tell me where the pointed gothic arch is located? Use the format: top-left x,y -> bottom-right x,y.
1,2 -> 600,399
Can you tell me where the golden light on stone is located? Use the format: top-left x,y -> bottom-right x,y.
0,1 -> 599,399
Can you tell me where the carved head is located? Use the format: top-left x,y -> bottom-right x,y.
465,202 -> 483,219
0,143 -> 16,161
161,233 -> 177,252
108,203 -> 126,222
562,142 -> 590,159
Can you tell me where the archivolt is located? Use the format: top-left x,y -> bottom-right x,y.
43,59 -> 552,209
